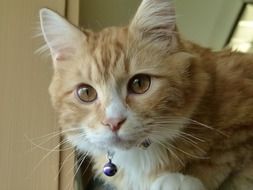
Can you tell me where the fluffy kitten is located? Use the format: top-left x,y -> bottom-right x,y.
39,0 -> 253,189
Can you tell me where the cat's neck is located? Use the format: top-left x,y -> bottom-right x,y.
95,144 -> 183,190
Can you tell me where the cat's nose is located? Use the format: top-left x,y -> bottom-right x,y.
102,117 -> 126,132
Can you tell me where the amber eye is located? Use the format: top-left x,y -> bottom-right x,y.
76,84 -> 97,103
128,74 -> 151,94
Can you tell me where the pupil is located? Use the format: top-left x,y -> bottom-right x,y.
85,89 -> 89,96
134,79 -> 141,87
80,88 -> 89,98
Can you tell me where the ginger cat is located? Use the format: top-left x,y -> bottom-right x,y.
39,0 -> 253,189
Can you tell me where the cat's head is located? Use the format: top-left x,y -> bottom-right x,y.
39,0 -> 208,154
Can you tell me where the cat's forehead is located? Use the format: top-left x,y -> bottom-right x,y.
82,27 -> 129,82
85,27 -> 128,47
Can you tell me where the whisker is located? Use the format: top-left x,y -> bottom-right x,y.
65,134 -> 89,176
182,139 -> 206,154
174,135 -> 207,154
26,134 -> 70,152
65,153 -> 85,190
30,141 -> 63,177
179,131 -> 205,143
25,127 -> 83,152
145,120 -> 187,126
54,149 -> 76,180
74,153 -> 87,178
150,129 -> 206,155
167,143 -> 209,159
26,130 -> 61,141
25,134 -> 71,152
30,132 -> 86,179
146,115 -> 228,137
176,133 -> 199,145
149,122 -> 210,161
183,117 -> 229,137
150,127 -> 205,143
82,155 -> 93,176
26,127 -> 82,141
65,151 -> 90,190
150,136 -> 185,167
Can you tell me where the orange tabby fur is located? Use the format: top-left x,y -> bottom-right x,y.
40,0 -> 253,189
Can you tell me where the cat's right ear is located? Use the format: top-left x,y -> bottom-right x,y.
129,0 -> 177,50
39,8 -> 85,62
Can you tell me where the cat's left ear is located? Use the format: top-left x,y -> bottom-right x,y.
39,8 -> 86,62
130,0 -> 177,49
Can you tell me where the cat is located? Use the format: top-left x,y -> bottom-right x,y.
39,0 -> 253,189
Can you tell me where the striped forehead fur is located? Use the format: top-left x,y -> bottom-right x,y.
84,27 -> 129,80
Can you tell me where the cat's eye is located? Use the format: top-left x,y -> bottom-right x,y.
128,74 -> 151,94
76,84 -> 97,103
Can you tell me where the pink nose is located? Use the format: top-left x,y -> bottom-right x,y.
102,117 -> 126,132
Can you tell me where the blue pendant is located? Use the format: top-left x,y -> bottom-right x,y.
103,151 -> 117,177
103,159 -> 118,177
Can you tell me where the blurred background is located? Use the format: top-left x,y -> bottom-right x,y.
79,0 -> 252,52
0,0 -> 252,190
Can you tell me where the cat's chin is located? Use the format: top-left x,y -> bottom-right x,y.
105,138 -> 152,152
93,136 -> 141,152
106,137 -> 137,150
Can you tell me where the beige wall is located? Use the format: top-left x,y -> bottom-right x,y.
79,0 -> 243,49
176,0 -> 242,49
79,0 -> 141,30
0,1 -> 66,190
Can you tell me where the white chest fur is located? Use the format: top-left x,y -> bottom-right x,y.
103,145 -> 206,190
112,145 -> 169,190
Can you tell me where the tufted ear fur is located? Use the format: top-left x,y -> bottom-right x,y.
39,8 -> 85,62
129,0 -> 177,49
